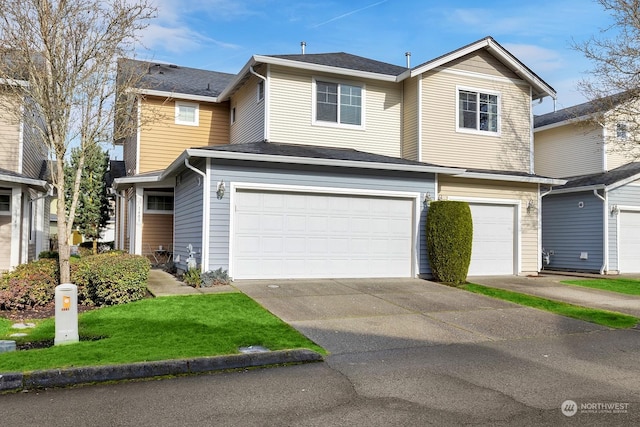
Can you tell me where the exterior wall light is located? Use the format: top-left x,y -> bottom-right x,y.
216,181 -> 226,199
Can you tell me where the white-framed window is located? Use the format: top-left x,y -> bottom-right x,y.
231,107 -> 236,125
313,78 -> 364,128
144,192 -> 174,214
616,122 -> 628,139
457,87 -> 500,135
0,192 -> 10,215
257,80 -> 265,102
175,101 -> 199,126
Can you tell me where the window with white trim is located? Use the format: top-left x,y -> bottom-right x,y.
314,79 -> 363,127
144,192 -> 174,214
175,102 -> 199,126
457,88 -> 499,134
0,193 -> 9,215
257,80 -> 265,102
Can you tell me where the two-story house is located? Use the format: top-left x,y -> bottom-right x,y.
535,94 -> 640,273
0,92 -> 50,272
114,36 -> 563,279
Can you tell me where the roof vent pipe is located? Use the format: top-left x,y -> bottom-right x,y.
301,41 -> 306,55
405,52 -> 411,68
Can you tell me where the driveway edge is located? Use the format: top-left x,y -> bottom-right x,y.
0,349 -> 323,392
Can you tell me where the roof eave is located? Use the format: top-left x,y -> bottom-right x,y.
0,173 -> 48,191
164,148 -> 466,176
131,87 -> 219,103
547,184 -> 606,195
454,171 -> 567,185
113,174 -> 163,190
534,113 -> 596,132
253,55 -> 401,82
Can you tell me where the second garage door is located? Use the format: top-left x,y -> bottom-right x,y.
233,189 -> 414,279
619,210 -> 640,273
467,203 -> 516,276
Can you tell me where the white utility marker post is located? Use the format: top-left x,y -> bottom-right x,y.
54,283 -> 79,345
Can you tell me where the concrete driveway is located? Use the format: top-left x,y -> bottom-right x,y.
233,277 -> 608,355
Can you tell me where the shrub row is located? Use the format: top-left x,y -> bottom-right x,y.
0,253 -> 150,310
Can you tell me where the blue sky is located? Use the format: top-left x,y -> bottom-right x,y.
136,0 -> 614,115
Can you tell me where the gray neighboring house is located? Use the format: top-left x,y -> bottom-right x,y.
535,97 -> 640,274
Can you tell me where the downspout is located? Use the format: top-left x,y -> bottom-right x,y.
250,66 -> 268,142
184,158 -> 207,272
592,189 -> 608,274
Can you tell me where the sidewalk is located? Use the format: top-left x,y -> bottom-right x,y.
468,273 -> 640,318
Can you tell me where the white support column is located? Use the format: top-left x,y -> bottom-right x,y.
10,187 -> 21,269
134,186 -> 144,255
34,196 -> 45,258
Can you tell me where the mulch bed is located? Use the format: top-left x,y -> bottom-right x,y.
0,303 -> 98,322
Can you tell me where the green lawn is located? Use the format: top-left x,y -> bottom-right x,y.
461,283 -> 639,329
561,278 -> 640,296
0,294 -> 325,372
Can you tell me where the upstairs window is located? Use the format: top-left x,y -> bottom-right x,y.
617,123 -> 628,139
315,79 -> 363,127
175,102 -> 199,126
458,88 -> 499,134
0,193 -> 9,214
145,192 -> 174,214
257,80 -> 265,102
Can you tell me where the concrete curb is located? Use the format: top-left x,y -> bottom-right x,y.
0,349 -> 323,392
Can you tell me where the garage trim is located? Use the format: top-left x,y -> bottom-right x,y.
447,196 -> 521,275
228,182 -> 422,279
615,205 -> 640,273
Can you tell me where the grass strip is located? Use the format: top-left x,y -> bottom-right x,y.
0,293 -> 325,372
461,283 -> 639,329
561,278 -> 640,296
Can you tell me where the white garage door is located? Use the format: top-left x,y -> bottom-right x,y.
233,189 -> 414,279
467,203 -> 515,276
619,211 -> 640,273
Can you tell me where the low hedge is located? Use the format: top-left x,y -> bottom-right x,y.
0,259 -> 59,310
0,253 -> 150,310
73,253 -> 150,306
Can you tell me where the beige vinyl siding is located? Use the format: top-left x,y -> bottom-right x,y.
138,97 -> 229,173
0,215 -> 10,271
230,73 -> 265,144
0,97 -> 21,173
446,50 -> 520,79
605,120 -> 636,170
268,66 -> 402,157
420,54 -> 532,172
122,131 -> 138,176
534,123 -> 602,178
21,100 -> 47,179
438,176 -> 540,274
402,77 -> 419,161
141,213 -> 173,261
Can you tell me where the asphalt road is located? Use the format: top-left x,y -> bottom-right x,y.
2,328 -> 639,426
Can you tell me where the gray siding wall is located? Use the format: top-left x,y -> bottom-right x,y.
173,159 -> 205,271
207,162 -> 435,277
607,182 -> 640,271
542,191 -> 604,272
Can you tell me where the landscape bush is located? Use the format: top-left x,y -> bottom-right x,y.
182,267 -> 202,288
201,268 -> 231,287
426,200 -> 473,286
0,253 -> 150,310
0,259 -> 59,310
72,253 -> 150,306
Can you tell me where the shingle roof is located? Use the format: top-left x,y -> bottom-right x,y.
0,167 -> 29,179
534,91 -> 631,128
193,141 -> 439,167
266,52 -> 407,76
119,58 -> 235,98
552,162 -> 640,190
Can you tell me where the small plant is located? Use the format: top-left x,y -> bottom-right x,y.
38,251 -> 59,260
182,268 -> 202,288
201,268 -> 231,287
163,260 -> 177,275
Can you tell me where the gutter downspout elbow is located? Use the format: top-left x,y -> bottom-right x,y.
592,189 -> 608,275
184,157 -> 206,178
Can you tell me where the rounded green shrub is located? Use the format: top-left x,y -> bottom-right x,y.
0,259 -> 59,309
426,201 -> 473,286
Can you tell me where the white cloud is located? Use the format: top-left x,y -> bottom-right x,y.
503,43 -> 564,73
